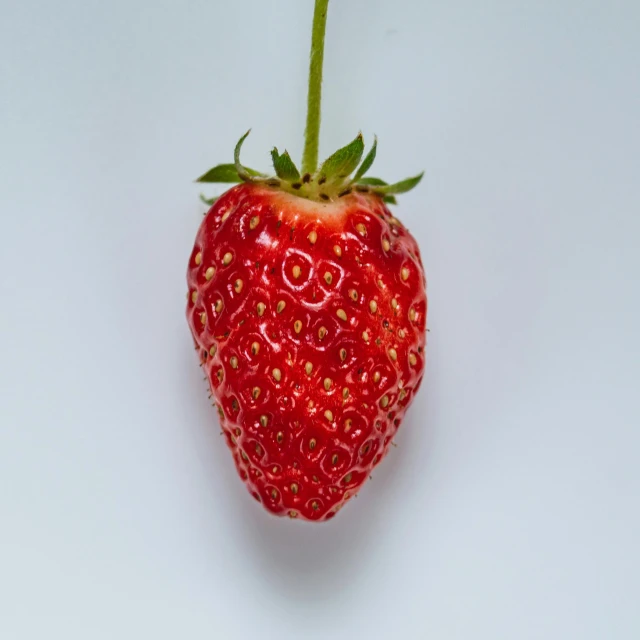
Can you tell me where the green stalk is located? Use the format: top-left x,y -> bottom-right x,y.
301,0 -> 329,176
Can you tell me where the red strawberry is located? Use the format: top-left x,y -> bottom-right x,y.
186,0 -> 427,521
187,178 -> 426,521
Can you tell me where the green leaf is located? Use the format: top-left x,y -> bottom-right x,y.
370,172 -> 424,195
234,129 -> 259,182
352,136 -> 377,183
200,194 -> 218,205
356,176 -> 388,187
195,162 -> 263,183
195,164 -> 243,183
354,177 -> 396,203
271,148 -> 301,181
317,133 -> 365,182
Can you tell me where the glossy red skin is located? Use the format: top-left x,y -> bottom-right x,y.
186,182 -> 427,521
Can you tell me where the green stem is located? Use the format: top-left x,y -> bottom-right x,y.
301,0 -> 329,175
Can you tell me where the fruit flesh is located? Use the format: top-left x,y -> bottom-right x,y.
186,182 -> 427,521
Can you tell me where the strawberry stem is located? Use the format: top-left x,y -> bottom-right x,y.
301,0 -> 329,176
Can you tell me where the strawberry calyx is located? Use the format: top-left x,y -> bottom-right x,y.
197,0 -> 422,207
196,130 -> 423,206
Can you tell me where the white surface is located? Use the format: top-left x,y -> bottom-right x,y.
1,0 -> 639,638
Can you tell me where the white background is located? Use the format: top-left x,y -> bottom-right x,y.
1,0 -> 639,638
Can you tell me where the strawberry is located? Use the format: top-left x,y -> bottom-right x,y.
186,0 -> 427,521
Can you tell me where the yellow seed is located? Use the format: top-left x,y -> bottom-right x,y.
356,223 -> 367,236
230,356 -> 238,369
362,331 -> 369,342
409,308 -> 417,322
250,215 -> 260,229
204,266 -> 215,281
380,395 -> 389,408
234,279 -> 243,293
308,230 -> 317,244
323,378 -> 332,391
257,302 -> 266,316
324,272 -> 333,285
308,400 -> 314,408
389,348 -> 397,361
399,389 -> 407,401
260,415 -> 268,427
378,279 -> 384,288
305,362 -> 313,375
291,483 -> 299,495
191,291 -> 198,303
272,368 -> 282,382
332,454 -> 339,465
276,432 -> 283,443
200,312 -> 206,324
382,239 -> 390,252
289,510 -> 298,518
324,410 -> 333,422
409,353 -> 417,366
209,345 -> 217,357
373,371 -> 381,383
194,251 -> 202,265
340,348 -> 347,361
292,265 -> 301,279
221,210 -> 231,222
342,387 -> 349,399
271,488 -> 278,499
336,309 -> 347,321
349,289 -> 358,302
318,326 -> 327,340
277,300 -> 286,313
333,245 -> 342,257
398,329 -> 406,338
222,252 -> 233,265
294,320 -> 302,333
312,501 -> 319,511
251,342 -> 260,355
401,267 -> 410,281
369,300 -> 378,313
344,473 -> 352,483
215,299 -> 223,312
309,438 -> 316,450
391,299 -> 398,310
252,387 -> 260,399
